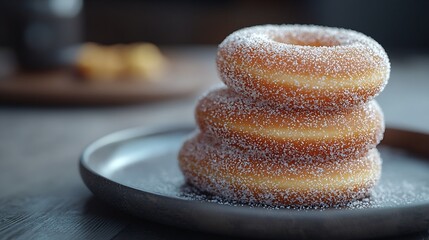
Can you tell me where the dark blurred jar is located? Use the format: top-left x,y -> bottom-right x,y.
10,0 -> 82,70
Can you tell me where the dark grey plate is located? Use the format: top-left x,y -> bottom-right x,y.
80,125 -> 429,240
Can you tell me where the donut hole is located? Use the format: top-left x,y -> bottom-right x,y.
273,32 -> 341,47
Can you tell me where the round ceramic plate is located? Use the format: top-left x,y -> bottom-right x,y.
80,125 -> 429,239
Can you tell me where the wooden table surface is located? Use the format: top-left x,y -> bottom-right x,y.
1,47 -> 429,240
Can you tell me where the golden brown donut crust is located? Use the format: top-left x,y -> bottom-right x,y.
196,88 -> 384,161
217,25 -> 390,110
178,25 -> 389,207
179,134 -> 382,207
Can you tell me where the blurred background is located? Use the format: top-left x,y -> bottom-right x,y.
0,2 -> 427,148
0,0 -> 427,122
1,0 -> 429,191
1,0 -> 429,52
0,0 -> 427,103
1,1 -> 429,238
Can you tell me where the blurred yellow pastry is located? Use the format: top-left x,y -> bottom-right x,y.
75,42 -> 166,81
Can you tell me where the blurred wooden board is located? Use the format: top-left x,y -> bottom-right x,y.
0,50 -> 215,105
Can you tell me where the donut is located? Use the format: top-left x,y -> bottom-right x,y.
217,25 -> 390,110
178,24 -> 388,207
179,134 -> 382,206
196,88 -> 384,161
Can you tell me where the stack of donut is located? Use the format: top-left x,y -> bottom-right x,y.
179,25 -> 390,207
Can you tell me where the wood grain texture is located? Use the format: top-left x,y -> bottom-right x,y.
0,196 -> 127,240
112,222 -> 239,240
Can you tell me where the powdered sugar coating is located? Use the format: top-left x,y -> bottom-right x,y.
178,24 -> 388,207
179,134 -> 382,207
196,88 -> 384,161
217,24 -> 390,110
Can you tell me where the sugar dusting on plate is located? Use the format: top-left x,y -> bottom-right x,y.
133,146 -> 429,210
112,144 -> 429,211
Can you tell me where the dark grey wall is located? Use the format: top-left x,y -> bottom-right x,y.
1,0 -> 428,54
